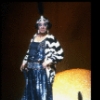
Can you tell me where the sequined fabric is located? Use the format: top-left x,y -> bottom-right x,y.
21,40 -> 54,100
21,63 -> 53,100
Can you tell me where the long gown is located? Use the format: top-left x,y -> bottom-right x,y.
21,40 -> 54,100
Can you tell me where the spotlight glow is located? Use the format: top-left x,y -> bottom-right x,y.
53,68 -> 91,100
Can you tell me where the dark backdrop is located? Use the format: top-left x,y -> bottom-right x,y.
1,2 -> 91,100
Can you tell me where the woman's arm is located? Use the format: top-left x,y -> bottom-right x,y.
20,38 -> 33,71
42,34 -> 64,68
20,49 -> 29,71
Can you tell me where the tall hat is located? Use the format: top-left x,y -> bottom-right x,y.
35,2 -> 52,29
36,16 -> 49,24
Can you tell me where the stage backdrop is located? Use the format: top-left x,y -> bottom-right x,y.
1,2 -> 91,100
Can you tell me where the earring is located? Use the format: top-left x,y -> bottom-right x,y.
47,30 -> 49,34
38,30 -> 40,34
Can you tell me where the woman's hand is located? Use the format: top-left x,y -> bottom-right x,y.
20,63 -> 28,72
42,58 -> 52,69
42,61 -> 49,68
20,64 -> 25,71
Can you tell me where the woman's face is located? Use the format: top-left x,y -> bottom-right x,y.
38,22 -> 48,34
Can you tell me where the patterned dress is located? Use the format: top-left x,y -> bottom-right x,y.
21,33 -> 64,100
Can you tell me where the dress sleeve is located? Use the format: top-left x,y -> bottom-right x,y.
21,33 -> 38,65
51,39 -> 64,63
21,38 -> 33,65
45,35 -> 64,64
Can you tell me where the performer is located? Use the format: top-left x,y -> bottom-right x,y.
20,2 -> 64,100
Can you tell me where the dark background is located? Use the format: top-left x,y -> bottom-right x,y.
1,2 -> 91,100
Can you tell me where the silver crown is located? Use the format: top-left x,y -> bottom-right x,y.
36,16 -> 49,24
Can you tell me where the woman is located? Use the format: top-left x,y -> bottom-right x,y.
20,16 -> 64,100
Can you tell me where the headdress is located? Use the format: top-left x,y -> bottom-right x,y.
36,16 -> 49,24
36,2 -> 49,24
35,2 -> 52,29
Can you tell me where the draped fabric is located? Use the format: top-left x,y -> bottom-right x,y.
21,40 -> 54,100
23,33 -> 64,65
21,63 -> 53,100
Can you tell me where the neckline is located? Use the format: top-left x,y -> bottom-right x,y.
33,41 -> 40,43
33,34 -> 48,43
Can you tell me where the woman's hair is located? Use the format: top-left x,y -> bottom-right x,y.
35,16 -> 52,29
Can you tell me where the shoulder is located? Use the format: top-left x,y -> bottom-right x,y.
30,33 -> 37,42
47,34 -> 55,39
33,33 -> 38,38
46,34 -> 61,48
46,33 -> 57,41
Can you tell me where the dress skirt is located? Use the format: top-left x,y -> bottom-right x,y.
21,62 -> 53,100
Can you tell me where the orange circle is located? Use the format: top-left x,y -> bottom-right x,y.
53,68 -> 91,100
